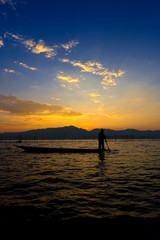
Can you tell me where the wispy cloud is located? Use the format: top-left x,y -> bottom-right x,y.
3,68 -> 21,75
4,68 -> 16,73
61,40 -> 79,53
89,92 -> 101,98
105,112 -> 127,119
17,62 -> 38,71
61,58 -> 98,73
61,58 -> 125,89
0,0 -> 16,10
89,89 -> 104,111
4,32 -> 59,58
4,32 -> 79,59
4,32 -> 24,41
57,72 -> 80,90
30,40 -> 58,58
51,97 -> 60,101
23,39 -> 35,50
21,38 -> 58,59
30,85 -> 41,89
0,37 -> 4,47
0,95 -> 82,117
9,34 -> 23,41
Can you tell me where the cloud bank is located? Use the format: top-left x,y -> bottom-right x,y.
0,95 -> 82,117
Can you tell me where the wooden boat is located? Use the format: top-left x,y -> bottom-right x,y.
15,145 -> 110,154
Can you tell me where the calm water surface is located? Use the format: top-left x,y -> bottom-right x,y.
0,139 -> 160,222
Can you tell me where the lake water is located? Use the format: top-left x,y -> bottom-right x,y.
0,139 -> 160,224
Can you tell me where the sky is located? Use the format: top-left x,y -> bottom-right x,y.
0,0 -> 160,132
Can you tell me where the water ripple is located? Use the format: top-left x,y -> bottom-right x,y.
0,139 -> 160,222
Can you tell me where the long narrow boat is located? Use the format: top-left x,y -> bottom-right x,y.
15,145 -> 109,153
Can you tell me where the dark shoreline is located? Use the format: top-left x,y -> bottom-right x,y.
1,126 -> 160,140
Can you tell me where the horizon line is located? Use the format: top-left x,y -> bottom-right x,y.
0,125 -> 160,134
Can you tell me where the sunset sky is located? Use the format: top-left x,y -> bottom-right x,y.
0,0 -> 160,132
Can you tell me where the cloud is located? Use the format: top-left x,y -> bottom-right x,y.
61,59 -> 107,74
61,40 -> 79,53
18,62 -> 37,71
4,32 -> 79,59
22,39 -> 35,49
89,92 -> 101,98
4,32 -> 24,41
4,32 -> 58,58
57,72 -> 80,90
9,34 -> 23,41
61,58 -> 97,73
89,90 -> 104,110
0,0 -> 16,10
101,75 -> 117,89
51,97 -> 60,101
30,40 -> 57,58
30,85 -> 41,89
4,69 -> 16,73
0,37 -> 4,47
3,68 -> 21,75
105,112 -> 127,119
61,58 -> 125,89
22,39 -> 58,58
0,95 -> 82,117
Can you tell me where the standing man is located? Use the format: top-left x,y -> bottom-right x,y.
98,129 -> 106,151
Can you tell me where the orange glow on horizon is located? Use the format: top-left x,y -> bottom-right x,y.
0,109 -> 160,133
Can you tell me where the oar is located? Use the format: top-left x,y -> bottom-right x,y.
105,139 -> 111,152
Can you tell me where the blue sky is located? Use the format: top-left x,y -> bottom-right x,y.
0,0 -> 160,132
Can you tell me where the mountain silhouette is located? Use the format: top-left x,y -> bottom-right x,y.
0,126 -> 160,140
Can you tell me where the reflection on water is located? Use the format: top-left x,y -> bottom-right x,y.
98,152 -> 105,161
0,139 -> 160,222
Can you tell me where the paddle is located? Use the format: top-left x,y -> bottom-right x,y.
105,139 -> 111,152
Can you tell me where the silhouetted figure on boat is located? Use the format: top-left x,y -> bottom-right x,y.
98,129 -> 106,151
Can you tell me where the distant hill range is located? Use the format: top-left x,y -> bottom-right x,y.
0,126 -> 160,140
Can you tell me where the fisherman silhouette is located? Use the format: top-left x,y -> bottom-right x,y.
98,129 -> 106,150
